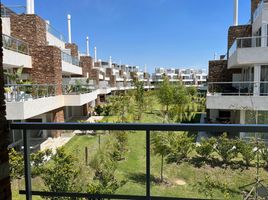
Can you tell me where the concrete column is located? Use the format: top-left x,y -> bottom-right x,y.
254,65 -> 261,96
261,23 -> 267,47
31,0 -> 35,14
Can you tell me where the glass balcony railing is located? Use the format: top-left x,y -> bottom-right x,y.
208,81 -> 268,96
61,51 -> 80,66
229,36 -> 268,57
4,84 -> 56,102
1,5 -> 25,17
46,23 -> 66,42
62,84 -> 97,95
253,0 -> 268,21
2,34 -> 29,55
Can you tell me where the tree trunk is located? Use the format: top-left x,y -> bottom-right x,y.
161,154 -> 164,182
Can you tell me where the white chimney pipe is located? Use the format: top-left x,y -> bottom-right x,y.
26,0 -> 31,14
234,0 -> 238,26
67,14 -> 72,43
109,56 -> 112,68
31,0 -> 35,14
86,36 -> 90,56
94,47 -> 97,62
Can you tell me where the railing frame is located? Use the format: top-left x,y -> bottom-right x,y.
11,122 -> 268,200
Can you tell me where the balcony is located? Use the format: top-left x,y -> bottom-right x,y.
207,81 -> 268,110
61,51 -> 82,75
62,84 -> 99,106
99,81 -> 112,94
3,34 -> 32,68
11,122 -> 268,200
5,84 -> 64,120
228,36 -> 268,68
46,23 -> 66,49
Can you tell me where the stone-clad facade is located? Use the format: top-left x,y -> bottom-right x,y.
65,43 -> 79,58
227,25 -> 252,50
31,46 -> 63,95
0,18 -> 12,200
10,14 -> 46,47
80,56 -> 93,77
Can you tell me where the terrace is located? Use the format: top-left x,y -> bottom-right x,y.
2,34 -> 32,68
228,36 -> 268,68
61,51 -> 82,75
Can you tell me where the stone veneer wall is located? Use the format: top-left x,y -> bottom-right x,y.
0,18 -> 12,200
51,108 -> 65,138
10,14 -> 46,46
31,46 -> 63,95
228,25 -> 252,50
65,43 -> 78,58
109,75 -> 116,87
208,60 -> 241,83
80,56 -> 93,77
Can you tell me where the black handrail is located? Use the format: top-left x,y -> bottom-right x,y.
11,122 -> 268,200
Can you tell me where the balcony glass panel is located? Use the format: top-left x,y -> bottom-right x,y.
2,34 -> 29,55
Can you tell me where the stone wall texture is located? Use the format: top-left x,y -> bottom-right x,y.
109,75 -> 116,87
51,108 -> 64,138
89,69 -> 100,85
10,14 -> 46,47
208,60 -> 241,83
80,56 -> 93,77
0,18 -> 12,200
228,25 -> 252,50
31,46 -> 63,95
65,43 -> 78,58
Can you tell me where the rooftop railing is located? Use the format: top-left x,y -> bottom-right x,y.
11,122 -> 268,200
62,84 -> 97,95
1,5 -> 25,17
229,36 -> 268,57
61,51 -> 80,66
3,34 -> 30,55
46,23 -> 66,42
4,84 -> 56,102
207,81 -> 268,96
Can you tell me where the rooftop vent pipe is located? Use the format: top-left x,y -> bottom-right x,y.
26,0 -> 34,14
86,36 -> 90,56
67,14 -> 72,43
94,47 -> 97,62
109,56 -> 112,68
234,0 -> 238,26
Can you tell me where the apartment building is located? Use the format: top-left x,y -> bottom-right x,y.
1,2 -> 150,150
152,67 -> 207,86
207,0 -> 268,138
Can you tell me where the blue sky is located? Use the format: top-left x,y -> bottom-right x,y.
4,0 -> 251,72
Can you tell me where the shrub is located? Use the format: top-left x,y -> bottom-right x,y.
196,137 -> 216,161
215,133 -> 237,164
236,139 -> 255,168
95,105 -> 104,116
166,132 -> 194,163
9,148 -> 24,180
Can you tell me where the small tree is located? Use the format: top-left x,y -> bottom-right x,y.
166,132 -> 194,163
110,131 -> 128,161
41,148 -> 81,199
156,76 -> 174,120
9,148 -> 24,180
88,150 -> 122,197
196,137 -> 216,161
236,139 -> 255,168
151,132 -> 170,182
215,133 -> 237,165
133,81 -> 145,120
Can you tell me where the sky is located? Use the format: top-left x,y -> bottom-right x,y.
3,0 -> 251,73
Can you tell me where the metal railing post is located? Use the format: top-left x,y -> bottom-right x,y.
23,129 -> 32,200
146,130 -> 151,200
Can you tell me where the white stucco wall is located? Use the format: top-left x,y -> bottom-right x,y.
6,95 -> 64,120
2,18 -> 11,36
46,31 -> 66,49
207,95 -> 268,111
3,49 -> 32,69
62,60 -> 82,75
64,90 -> 99,106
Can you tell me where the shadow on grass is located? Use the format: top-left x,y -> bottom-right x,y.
189,156 -> 248,171
126,172 -> 160,185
